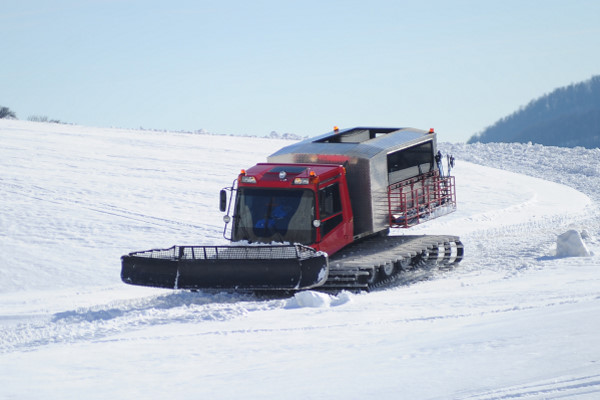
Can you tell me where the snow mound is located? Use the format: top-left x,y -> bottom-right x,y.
285,290 -> 353,309
556,230 -> 591,257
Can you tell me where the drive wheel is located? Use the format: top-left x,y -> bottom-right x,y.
380,262 -> 395,278
397,258 -> 411,271
367,266 -> 379,284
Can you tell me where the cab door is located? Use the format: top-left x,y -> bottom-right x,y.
316,179 -> 353,255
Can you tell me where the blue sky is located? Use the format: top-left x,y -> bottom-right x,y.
2,0 -> 599,142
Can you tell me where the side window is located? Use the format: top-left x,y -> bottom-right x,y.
319,183 -> 343,237
387,141 -> 433,174
319,183 -> 342,219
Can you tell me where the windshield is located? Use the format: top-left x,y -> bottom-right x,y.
233,188 -> 315,244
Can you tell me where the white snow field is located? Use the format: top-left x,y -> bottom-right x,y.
1,120 -> 600,399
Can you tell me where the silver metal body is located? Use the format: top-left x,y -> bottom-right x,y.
268,127 -> 439,238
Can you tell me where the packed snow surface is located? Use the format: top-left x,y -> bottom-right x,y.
1,120 -> 599,399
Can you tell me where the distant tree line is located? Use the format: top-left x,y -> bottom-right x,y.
27,115 -> 64,124
0,106 -> 302,139
0,106 -> 66,124
0,106 -> 17,119
268,131 -> 307,140
468,76 -> 600,149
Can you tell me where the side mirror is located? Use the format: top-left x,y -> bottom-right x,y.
219,189 -> 228,212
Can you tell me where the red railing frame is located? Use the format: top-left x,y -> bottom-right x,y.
387,170 -> 456,228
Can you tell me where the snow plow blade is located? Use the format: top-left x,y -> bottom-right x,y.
121,244 -> 329,291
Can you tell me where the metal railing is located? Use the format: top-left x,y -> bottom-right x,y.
127,243 -> 318,261
388,170 -> 456,228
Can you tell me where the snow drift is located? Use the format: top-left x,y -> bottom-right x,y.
556,230 -> 592,257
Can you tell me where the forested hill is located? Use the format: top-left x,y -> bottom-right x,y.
468,75 -> 600,148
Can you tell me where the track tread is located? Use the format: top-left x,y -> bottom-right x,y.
320,235 -> 462,291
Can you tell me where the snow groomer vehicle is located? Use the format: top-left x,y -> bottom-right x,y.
121,126 -> 463,291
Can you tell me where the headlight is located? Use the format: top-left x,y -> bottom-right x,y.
293,177 -> 310,185
241,176 -> 257,184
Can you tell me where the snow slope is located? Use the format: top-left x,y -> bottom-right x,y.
1,120 -> 599,399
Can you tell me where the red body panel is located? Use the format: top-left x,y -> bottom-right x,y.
237,163 -> 354,256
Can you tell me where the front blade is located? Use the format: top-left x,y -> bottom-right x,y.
121,244 -> 328,290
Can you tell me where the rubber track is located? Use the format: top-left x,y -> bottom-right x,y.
320,235 -> 463,291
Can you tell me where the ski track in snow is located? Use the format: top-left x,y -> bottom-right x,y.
461,373 -> 600,400
2,291 -> 251,352
1,120 -> 599,399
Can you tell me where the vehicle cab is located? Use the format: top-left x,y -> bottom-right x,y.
224,163 -> 354,256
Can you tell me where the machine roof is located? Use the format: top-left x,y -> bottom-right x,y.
269,127 -> 434,161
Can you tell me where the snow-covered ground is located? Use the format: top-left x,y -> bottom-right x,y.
1,120 -> 599,399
